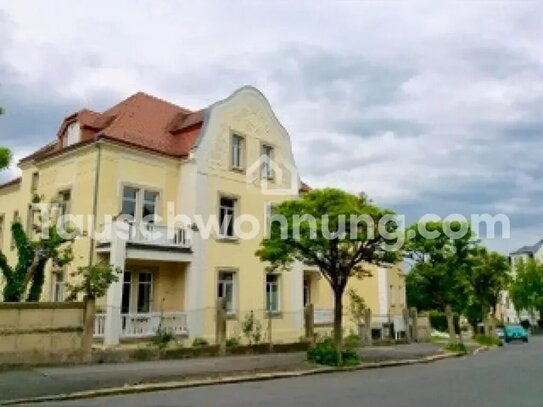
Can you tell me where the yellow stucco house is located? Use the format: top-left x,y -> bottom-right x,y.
0,86 -> 406,345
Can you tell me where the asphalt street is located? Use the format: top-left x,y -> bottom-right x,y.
23,336 -> 543,407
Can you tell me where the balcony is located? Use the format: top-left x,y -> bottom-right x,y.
96,221 -> 192,261
94,312 -> 188,339
126,221 -> 191,248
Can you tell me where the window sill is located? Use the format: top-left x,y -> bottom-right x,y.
216,236 -> 239,243
265,311 -> 282,319
231,167 -> 245,174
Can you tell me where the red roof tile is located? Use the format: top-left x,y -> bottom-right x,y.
22,92 -> 203,163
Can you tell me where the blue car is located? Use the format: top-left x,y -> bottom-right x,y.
504,325 -> 528,343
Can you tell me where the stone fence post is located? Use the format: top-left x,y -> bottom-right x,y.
402,308 -> 412,343
363,308 -> 372,346
216,298 -> 227,355
304,304 -> 314,343
410,307 -> 419,342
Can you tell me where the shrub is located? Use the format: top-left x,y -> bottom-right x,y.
192,337 -> 209,347
226,337 -> 241,348
307,337 -> 360,367
152,329 -> 174,349
241,311 -> 263,345
473,334 -> 502,347
344,333 -> 361,349
444,342 -> 467,353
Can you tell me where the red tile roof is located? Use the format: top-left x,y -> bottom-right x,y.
21,92 -> 203,163
299,181 -> 312,193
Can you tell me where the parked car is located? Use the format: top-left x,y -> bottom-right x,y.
495,328 -> 505,340
504,325 -> 528,343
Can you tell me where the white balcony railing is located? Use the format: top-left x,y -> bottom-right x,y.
94,312 -> 188,338
314,308 -> 334,325
127,222 -> 191,248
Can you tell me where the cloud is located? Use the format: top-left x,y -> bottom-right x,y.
2,1 -> 543,253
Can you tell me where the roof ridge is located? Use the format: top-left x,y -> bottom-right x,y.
104,91 -> 193,116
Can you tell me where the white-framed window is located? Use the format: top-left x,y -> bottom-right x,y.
217,271 -> 235,313
52,270 -> 65,302
121,271 -> 132,314
264,202 -> 279,235
31,172 -> 40,193
142,191 -> 159,221
137,272 -> 153,313
62,122 -> 80,147
121,186 -> 159,221
266,274 -> 280,313
231,134 -> 244,170
58,189 -> 72,216
261,144 -> 274,179
122,187 -> 138,218
219,197 -> 236,238
119,271 -> 154,314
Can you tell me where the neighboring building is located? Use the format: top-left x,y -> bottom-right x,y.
0,86 -> 406,345
498,240 -> 543,324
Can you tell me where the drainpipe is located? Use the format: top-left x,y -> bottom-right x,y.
88,141 -> 102,267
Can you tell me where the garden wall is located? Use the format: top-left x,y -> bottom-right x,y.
0,302 -> 91,365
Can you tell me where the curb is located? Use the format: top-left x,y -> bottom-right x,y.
0,351 -> 471,405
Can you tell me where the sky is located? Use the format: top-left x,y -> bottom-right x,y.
1,1 -> 543,254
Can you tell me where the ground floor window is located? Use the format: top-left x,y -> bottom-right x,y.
217,271 -> 235,313
266,274 -> 280,313
52,270 -> 65,302
120,270 -> 154,314
137,272 -> 153,313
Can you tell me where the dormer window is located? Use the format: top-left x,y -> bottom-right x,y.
62,122 -> 80,147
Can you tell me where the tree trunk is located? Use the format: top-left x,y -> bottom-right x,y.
21,251 -> 44,298
482,304 -> 490,336
333,288 -> 344,351
445,304 -> 457,343
82,295 -> 96,361
490,306 -> 497,335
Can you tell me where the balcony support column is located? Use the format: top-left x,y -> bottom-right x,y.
104,222 -> 127,346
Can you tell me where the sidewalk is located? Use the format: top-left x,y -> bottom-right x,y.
0,343 -> 443,403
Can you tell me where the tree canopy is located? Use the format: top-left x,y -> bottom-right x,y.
404,220 -> 478,342
0,221 -> 74,302
0,105 -> 11,171
510,257 -> 543,320
464,247 -> 510,332
257,188 -> 401,348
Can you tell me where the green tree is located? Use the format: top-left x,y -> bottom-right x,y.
0,147 -> 10,171
0,222 -> 74,302
466,248 -> 510,334
256,188 -> 400,350
510,258 -> 543,323
66,263 -> 120,300
0,104 -> 11,171
405,220 -> 478,343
